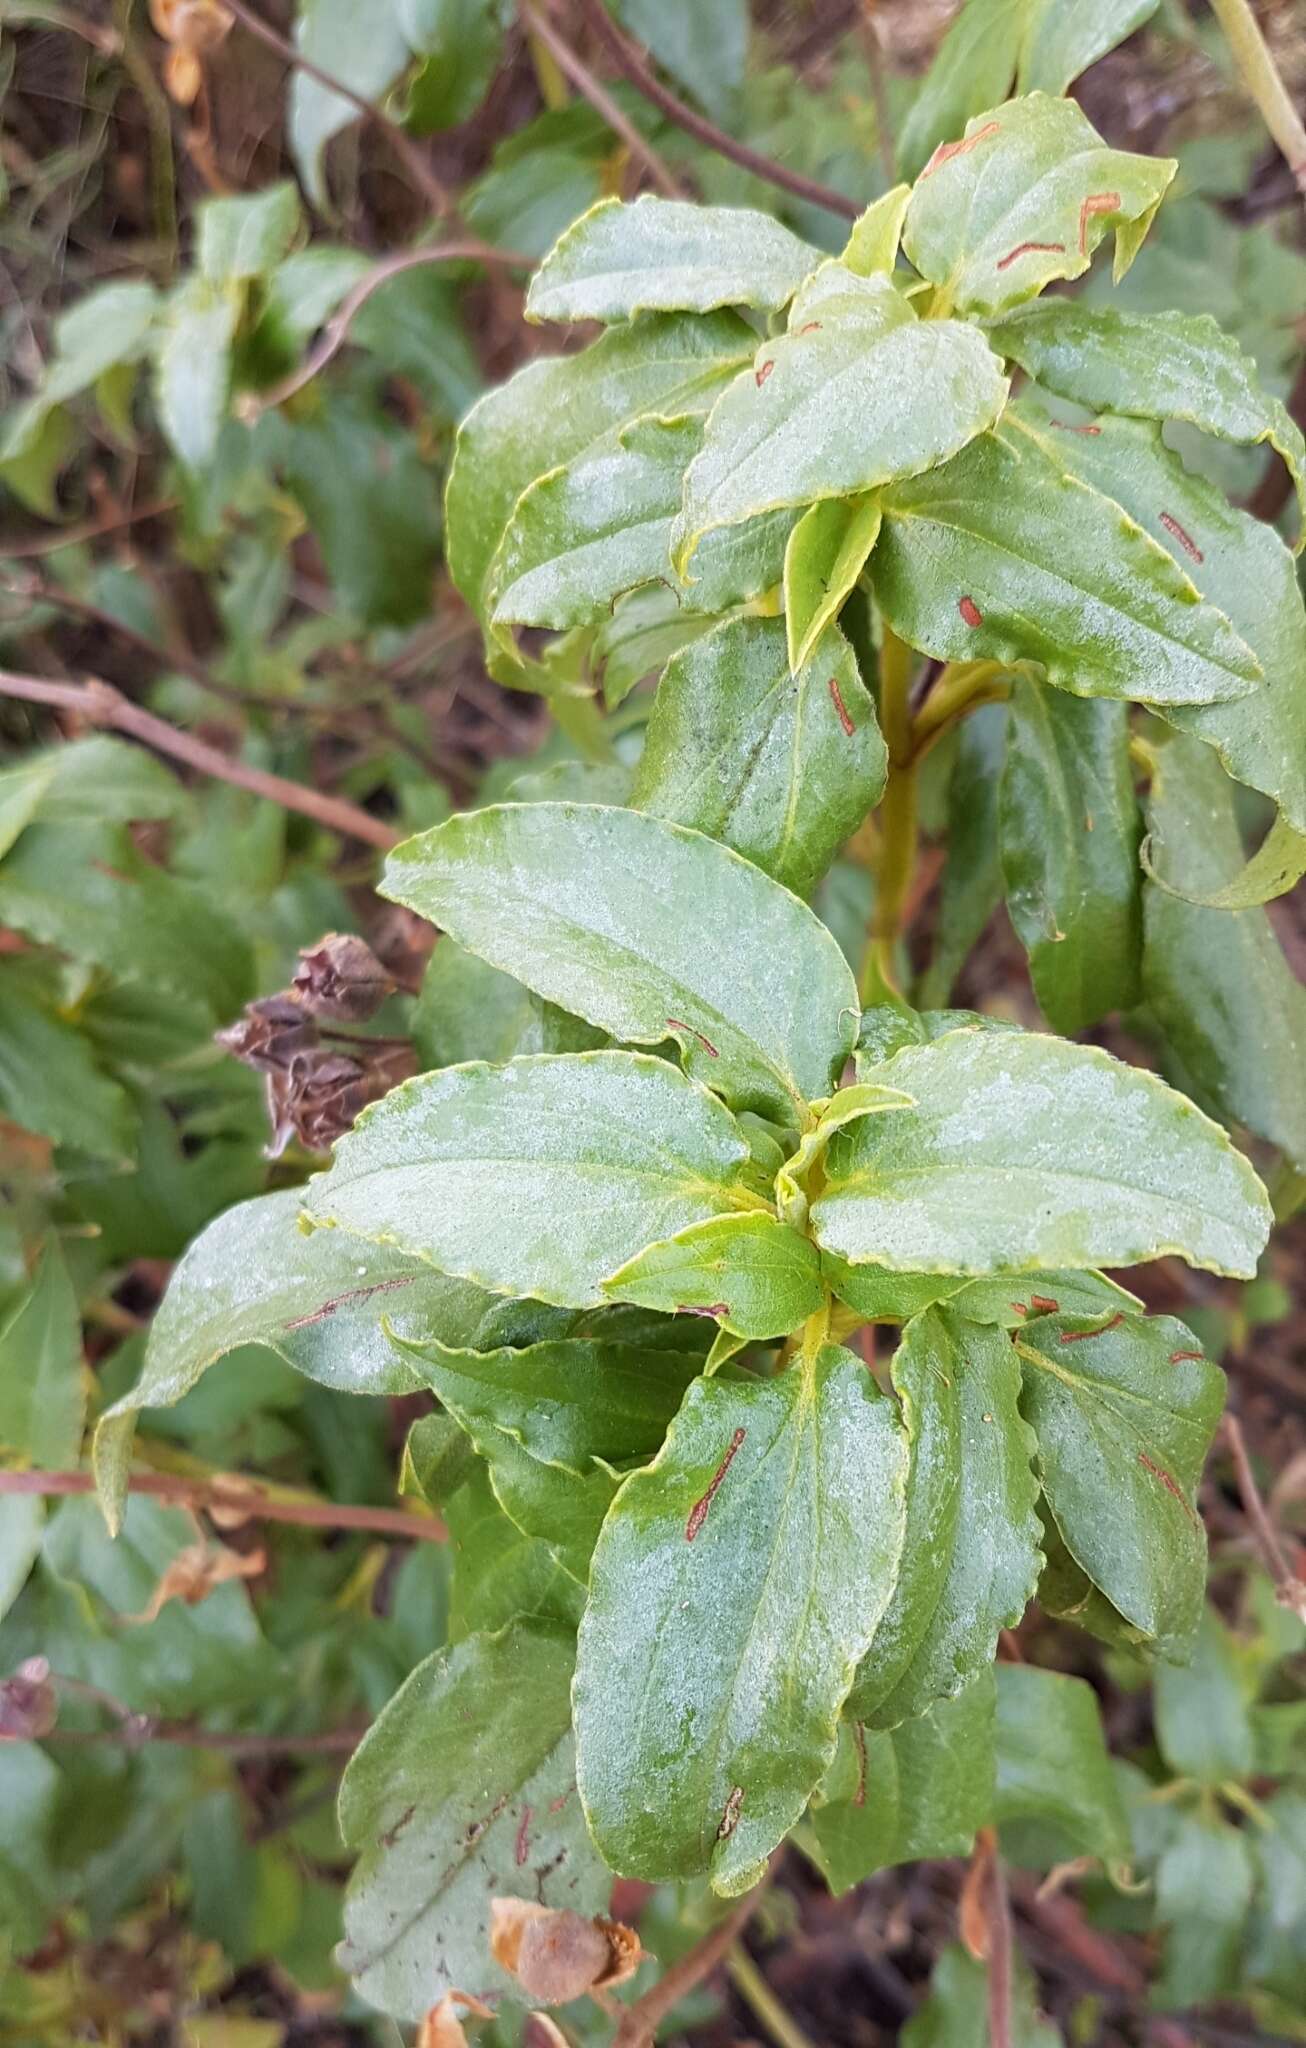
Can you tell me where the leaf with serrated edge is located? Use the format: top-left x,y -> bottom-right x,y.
826,1258 -> 1141,1328
784,498 -> 883,674
811,1028 -> 1271,1278
338,1619 -> 607,2020
871,420 -> 1261,707
306,1052 -> 759,1308
601,1212 -> 824,1340
633,618 -> 887,900
850,1309 -> 1041,1726
382,804 -> 858,1123
575,1345 -> 908,1894
672,278 -> 1008,574
1014,1309 -> 1222,1654
904,94 -> 1175,319
988,301 -> 1305,548
526,197 -> 821,324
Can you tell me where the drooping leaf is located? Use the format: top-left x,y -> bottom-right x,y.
338,1620 -> 608,2020
289,0 -> 411,205
526,197 -> 820,324
849,1309 -> 1041,1726
871,420 -> 1262,708
575,1346 -> 908,1894
1142,735 -> 1306,1173
382,804 -> 859,1122
673,282 -> 1008,573
988,301 -> 1306,546
783,496 -> 883,674
1153,1608 -> 1255,1786
1013,1310 -> 1224,1654
282,397 -> 443,629
601,1212 -> 824,1339
0,1240 -> 84,1469
305,1051 -> 759,1307
633,617 -> 887,899
999,681 -> 1142,1034
994,1664 -> 1131,1866
1154,1813 -> 1255,2010
904,95 -> 1175,318
0,278 -> 158,464
812,1026 -> 1271,1278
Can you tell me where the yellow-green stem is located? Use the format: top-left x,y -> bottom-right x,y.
727,1947 -> 819,2048
908,660 -> 1012,764
862,624 -> 918,1001
1207,0 -> 1306,201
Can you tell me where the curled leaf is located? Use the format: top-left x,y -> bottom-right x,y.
125,1540 -> 264,1624
489,1900 -> 642,2005
1141,811 -> 1306,912
416,1992 -> 494,2048
149,0 -> 232,105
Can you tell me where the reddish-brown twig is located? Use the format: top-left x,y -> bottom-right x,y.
0,1466 -> 443,1539
520,2 -> 684,199
611,1865 -> 775,2048
1223,1410 -> 1306,1619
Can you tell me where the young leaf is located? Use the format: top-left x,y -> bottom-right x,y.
672,280 -> 1009,573
382,804 -> 859,1122
999,683 -> 1142,1034
601,1212 -> 824,1340
988,302 -> 1306,546
849,1310 -> 1041,1726
1143,736 -> 1306,1173
633,617 -> 887,899
445,312 -> 754,624
0,1240 -> 84,1469
994,1664 -> 1131,1866
306,1051 -> 759,1307
526,197 -> 821,324
197,182 -> 301,284
871,421 -> 1262,707
811,1027 -> 1272,1278
574,1346 -> 909,1894
783,497 -> 883,675
904,95 -> 1176,318
339,1620 -> 608,2020
1014,1310 -> 1224,1653
841,186 -> 912,277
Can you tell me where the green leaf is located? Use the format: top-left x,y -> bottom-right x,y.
994,1664 -> 1131,1866
616,0 -> 747,124
850,1309 -> 1041,1726
896,0 -> 1026,184
306,1051 -> 759,1307
401,1412 -> 475,1507
999,682 -> 1142,1034
400,0 -> 503,132
806,1671 -> 995,1894
282,396 -> 443,629
871,419 -> 1262,708
527,197 -> 820,324
812,1026 -> 1271,1278
827,1259 -> 1140,1328
382,804 -> 859,1122
673,282 -> 1009,574
1024,410 -> 1306,831
988,301 -> 1306,548
338,1620 -> 608,2020
414,938 -> 605,1069
445,1463 -> 582,1637
783,497 -> 883,675
1144,807 -> 1306,911
197,182 -> 301,284
152,278 -> 239,470
1017,0 -> 1159,93
904,95 -> 1175,319
349,265 -> 481,421
0,1492 -> 43,1625
0,1745 -> 60,1955
842,186 -> 912,277
1013,1310 -> 1223,1654
1142,735 -> 1306,1173
0,278 -> 158,463
0,976 -> 135,1163
919,702 -> 1006,1007
902,1943 -> 1060,2048
0,1241 -> 84,1469
601,1212 -> 825,1339
290,0 -> 412,206
575,1345 -> 908,1893
1247,1791 -> 1306,2000
633,616 -> 887,899
1154,1812 -> 1255,2009
1153,1608 -> 1255,1785
445,311 -> 754,623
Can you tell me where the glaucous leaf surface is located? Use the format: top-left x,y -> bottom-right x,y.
870,421 -> 1262,707
904,95 -> 1175,318
151,278 -> 239,471
672,280 -> 1009,573
783,496 -> 883,674
633,617 -> 887,899
414,939 -> 606,1069
994,1664 -> 1131,1866
305,1052 -> 758,1306
826,1258 -> 1140,1328
575,1346 -> 908,1894
601,1212 -> 825,1339
383,804 -> 859,1121
1030,410 -> 1306,831
526,197 -> 821,323
807,1671 -> 995,1893
1145,811 -> 1306,912
1143,737 -> 1306,1173
0,1241 -> 84,1469
445,311 -> 753,623
999,683 -> 1142,1034
989,301 -> 1306,543
812,1026 -> 1271,1277
196,182 -> 300,284
1014,1310 -> 1224,1653
338,1620 -> 607,2019
849,1310 -> 1041,1726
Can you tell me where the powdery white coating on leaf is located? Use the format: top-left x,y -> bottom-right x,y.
811,1028 -> 1271,1277
601,1211 -> 824,1340
305,1052 -> 756,1309
526,196 -> 823,325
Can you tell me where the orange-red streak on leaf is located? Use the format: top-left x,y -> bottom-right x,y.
959,595 -> 983,628
1078,191 -> 1121,254
1169,1349 -> 1206,1364
1159,511 -> 1204,562
1059,1313 -> 1125,1343
755,360 -> 775,389
515,1806 -> 533,1867
995,240 -> 1065,271
829,676 -> 856,736
920,122 -> 1001,178
665,1018 -> 719,1057
685,1428 -> 747,1543
1137,1451 -> 1200,1525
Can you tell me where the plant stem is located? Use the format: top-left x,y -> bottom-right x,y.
727,1947 -> 817,2048
863,624 -> 918,1001
908,661 -> 1012,766
0,669 -> 400,850
1207,0 -> 1306,202
611,1870 -> 775,2048
520,2 -> 685,198
0,1467 -> 443,1541
1222,1410 -> 1306,1619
